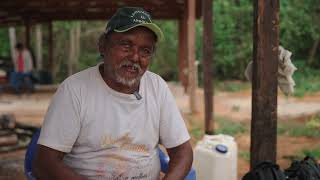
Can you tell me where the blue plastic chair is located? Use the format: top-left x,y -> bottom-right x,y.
24,128 -> 40,180
158,147 -> 196,180
24,129 -> 196,180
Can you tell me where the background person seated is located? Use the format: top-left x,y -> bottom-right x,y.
10,42 -> 34,94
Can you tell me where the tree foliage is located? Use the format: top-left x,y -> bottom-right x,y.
0,29 -> 10,58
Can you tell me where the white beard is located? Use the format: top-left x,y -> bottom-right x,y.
114,72 -> 142,87
114,60 -> 144,87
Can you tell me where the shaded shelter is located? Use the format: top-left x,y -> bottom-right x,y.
0,0 -> 201,88
0,0 -> 280,170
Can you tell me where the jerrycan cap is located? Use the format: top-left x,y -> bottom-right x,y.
214,144 -> 228,154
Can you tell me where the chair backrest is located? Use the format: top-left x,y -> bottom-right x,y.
24,128 -> 40,180
158,147 -> 196,180
24,129 -> 196,180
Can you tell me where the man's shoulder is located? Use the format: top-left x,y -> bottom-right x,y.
144,71 -> 164,82
62,65 -> 97,87
143,71 -> 169,91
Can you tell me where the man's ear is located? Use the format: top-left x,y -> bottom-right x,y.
98,42 -> 105,55
98,33 -> 108,57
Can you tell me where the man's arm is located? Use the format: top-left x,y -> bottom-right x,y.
32,145 -> 86,180
163,140 -> 193,180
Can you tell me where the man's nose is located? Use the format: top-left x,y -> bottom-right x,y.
129,46 -> 140,62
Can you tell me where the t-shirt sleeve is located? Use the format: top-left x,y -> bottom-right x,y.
159,81 -> 190,148
38,81 -> 81,153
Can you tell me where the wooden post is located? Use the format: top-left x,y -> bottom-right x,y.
187,0 -> 198,114
178,17 -> 188,93
35,24 -> 43,70
9,27 -> 16,64
251,0 -> 279,168
202,0 -> 214,135
25,20 -> 31,49
48,21 -> 53,77
68,22 -> 81,76
75,22 -> 81,72
68,27 -> 75,76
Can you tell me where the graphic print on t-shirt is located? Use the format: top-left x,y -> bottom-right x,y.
96,132 -> 157,179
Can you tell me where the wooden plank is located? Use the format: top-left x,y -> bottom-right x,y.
251,0 -> 279,168
202,0 -> 214,135
0,134 -> 18,146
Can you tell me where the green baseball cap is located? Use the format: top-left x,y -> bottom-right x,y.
105,7 -> 164,41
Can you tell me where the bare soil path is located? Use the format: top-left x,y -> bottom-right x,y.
1,82 -> 320,179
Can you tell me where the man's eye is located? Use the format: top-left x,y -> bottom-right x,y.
142,48 -> 152,55
118,41 -> 132,49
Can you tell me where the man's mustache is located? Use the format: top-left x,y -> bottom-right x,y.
118,60 -> 142,73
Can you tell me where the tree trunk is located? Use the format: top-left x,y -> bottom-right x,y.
308,39 -> 319,65
251,0 -> 279,168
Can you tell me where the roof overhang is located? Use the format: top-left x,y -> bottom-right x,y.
0,0 -> 202,26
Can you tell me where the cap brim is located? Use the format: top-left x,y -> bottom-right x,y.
114,23 -> 164,42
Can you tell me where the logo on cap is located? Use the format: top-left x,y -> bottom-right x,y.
130,10 -> 152,23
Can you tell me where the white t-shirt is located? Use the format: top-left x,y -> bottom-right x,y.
38,64 -> 190,179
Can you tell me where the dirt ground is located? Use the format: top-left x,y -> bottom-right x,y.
1,82 -> 320,180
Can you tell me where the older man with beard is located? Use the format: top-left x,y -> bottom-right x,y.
33,7 -> 193,180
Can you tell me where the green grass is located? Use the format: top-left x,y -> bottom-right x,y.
215,80 -> 251,92
190,127 -> 204,141
292,61 -> 320,97
302,147 -> 320,159
306,114 -> 320,129
278,114 -> 320,138
189,117 -> 247,141
239,151 -> 250,162
287,146 -> 320,160
288,126 -> 320,137
213,61 -> 320,97
278,124 -> 320,138
216,117 -> 247,136
277,124 -> 288,135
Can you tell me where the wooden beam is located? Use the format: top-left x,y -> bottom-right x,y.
0,10 -> 183,22
1,0 -> 178,7
251,0 -> 279,168
202,0 -> 214,135
0,0 -> 203,26
187,0 -> 197,114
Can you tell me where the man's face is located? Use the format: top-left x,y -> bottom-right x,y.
102,27 -> 156,87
